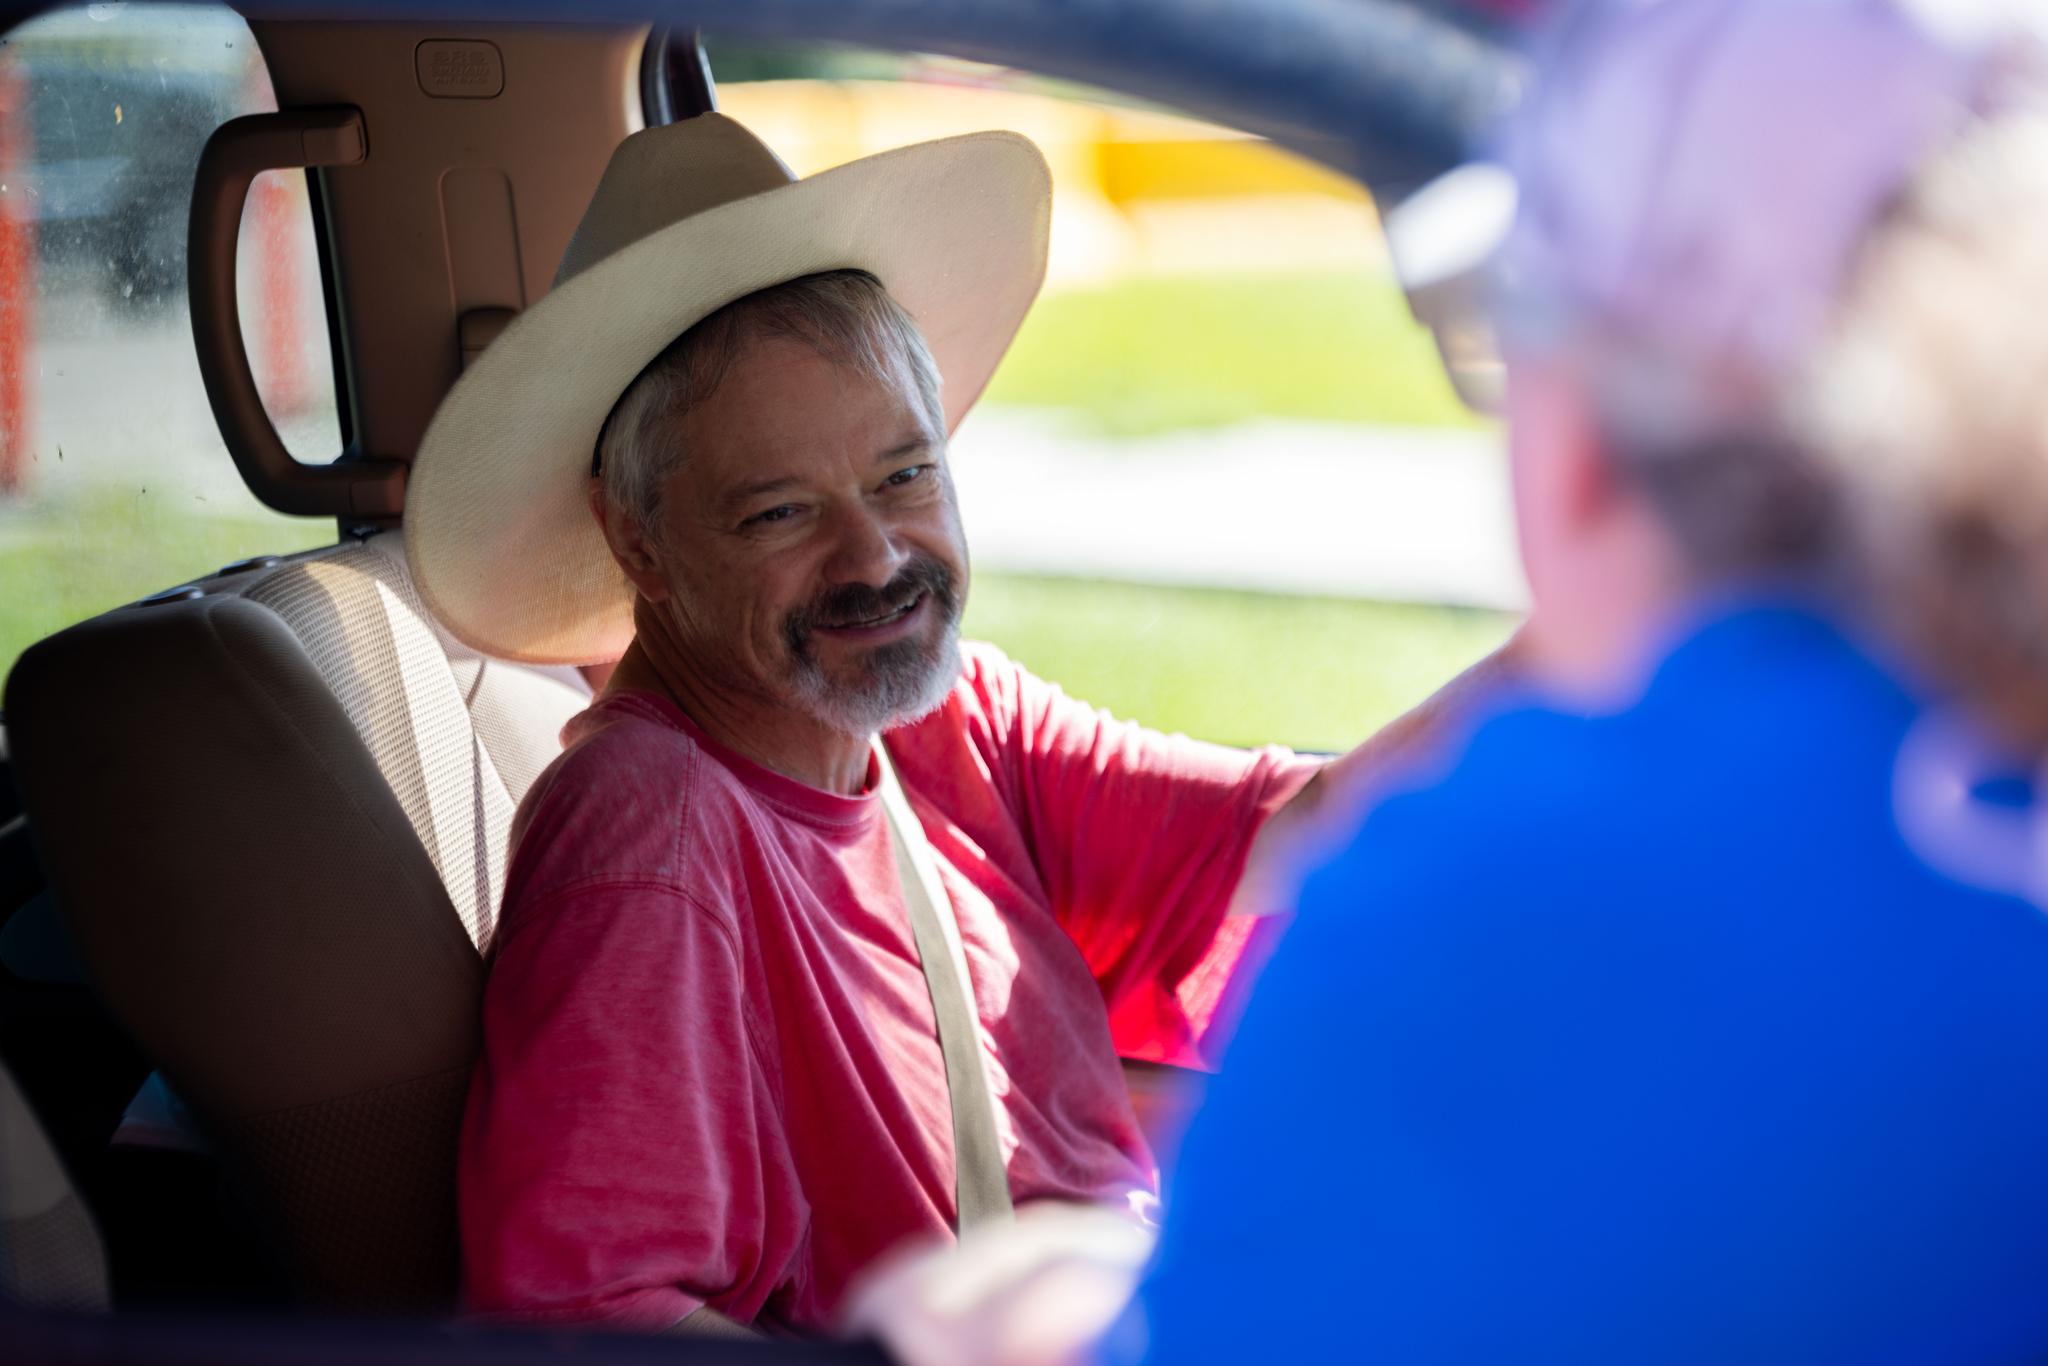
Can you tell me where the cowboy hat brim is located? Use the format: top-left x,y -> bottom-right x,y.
404,130 -> 1051,665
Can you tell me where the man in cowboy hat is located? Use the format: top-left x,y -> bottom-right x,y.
408,113 -> 1502,1337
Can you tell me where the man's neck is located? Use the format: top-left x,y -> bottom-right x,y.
605,639 -> 876,796
1522,547 -> 1687,714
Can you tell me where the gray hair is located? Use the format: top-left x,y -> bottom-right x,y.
1590,381 -> 1844,591
596,269 -> 946,541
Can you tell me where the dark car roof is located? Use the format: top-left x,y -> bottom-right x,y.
218,0 -> 1529,192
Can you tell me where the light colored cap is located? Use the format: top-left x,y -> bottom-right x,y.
1490,0 -> 2025,374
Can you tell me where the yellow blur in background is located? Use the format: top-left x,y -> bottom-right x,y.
720,77 -> 1382,288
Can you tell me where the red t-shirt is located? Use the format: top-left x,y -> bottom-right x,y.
458,643 -> 1316,1332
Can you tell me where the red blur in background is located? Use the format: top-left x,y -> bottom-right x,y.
0,53 -> 33,496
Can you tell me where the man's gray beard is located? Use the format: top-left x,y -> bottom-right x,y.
785,615 -> 963,738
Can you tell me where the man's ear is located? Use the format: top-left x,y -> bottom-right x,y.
1552,381 -> 1627,531
1513,362 -> 1625,538
588,479 -> 671,604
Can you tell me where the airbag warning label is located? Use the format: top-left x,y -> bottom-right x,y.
416,41 -> 505,99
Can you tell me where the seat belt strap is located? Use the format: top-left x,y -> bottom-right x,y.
875,743 -> 1014,1232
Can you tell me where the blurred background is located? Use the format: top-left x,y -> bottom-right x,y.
0,4 -> 1517,750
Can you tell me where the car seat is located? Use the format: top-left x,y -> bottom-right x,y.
3,531 -> 590,1312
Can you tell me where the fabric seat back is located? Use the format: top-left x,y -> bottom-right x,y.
0,1056 -> 109,1314
4,533 -> 588,1311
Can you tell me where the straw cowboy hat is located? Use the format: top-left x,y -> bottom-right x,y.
404,113 -> 1052,665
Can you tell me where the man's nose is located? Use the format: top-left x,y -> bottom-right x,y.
824,503 -> 911,587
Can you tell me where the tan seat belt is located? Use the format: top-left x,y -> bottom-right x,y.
875,743 -> 1015,1232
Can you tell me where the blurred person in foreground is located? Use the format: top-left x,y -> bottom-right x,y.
1131,1 -> 2048,1361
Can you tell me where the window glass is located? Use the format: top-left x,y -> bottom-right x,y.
0,3 -> 338,684
705,43 -> 1516,750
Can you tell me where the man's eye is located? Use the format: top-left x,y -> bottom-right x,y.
744,505 -> 798,528
885,465 -> 931,489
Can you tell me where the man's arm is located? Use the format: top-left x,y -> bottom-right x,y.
1235,633 -> 1524,915
950,634 -> 1514,1060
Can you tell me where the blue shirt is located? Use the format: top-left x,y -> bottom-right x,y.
1138,604 -> 2048,1364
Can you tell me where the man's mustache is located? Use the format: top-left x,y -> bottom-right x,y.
786,556 -> 957,641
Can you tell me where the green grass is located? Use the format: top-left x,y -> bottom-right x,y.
963,573 -> 1513,751
0,489 -> 331,682
984,270 -> 1488,438
2,494 -> 1511,752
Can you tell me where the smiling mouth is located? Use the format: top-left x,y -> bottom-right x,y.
821,592 -> 925,631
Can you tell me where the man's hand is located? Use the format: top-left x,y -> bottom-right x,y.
840,1204 -> 1154,1366
1234,631 -> 1525,916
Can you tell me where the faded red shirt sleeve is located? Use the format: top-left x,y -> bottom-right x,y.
963,647 -> 1320,1067
458,751 -> 807,1330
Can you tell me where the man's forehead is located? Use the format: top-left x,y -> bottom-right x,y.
660,339 -> 935,494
